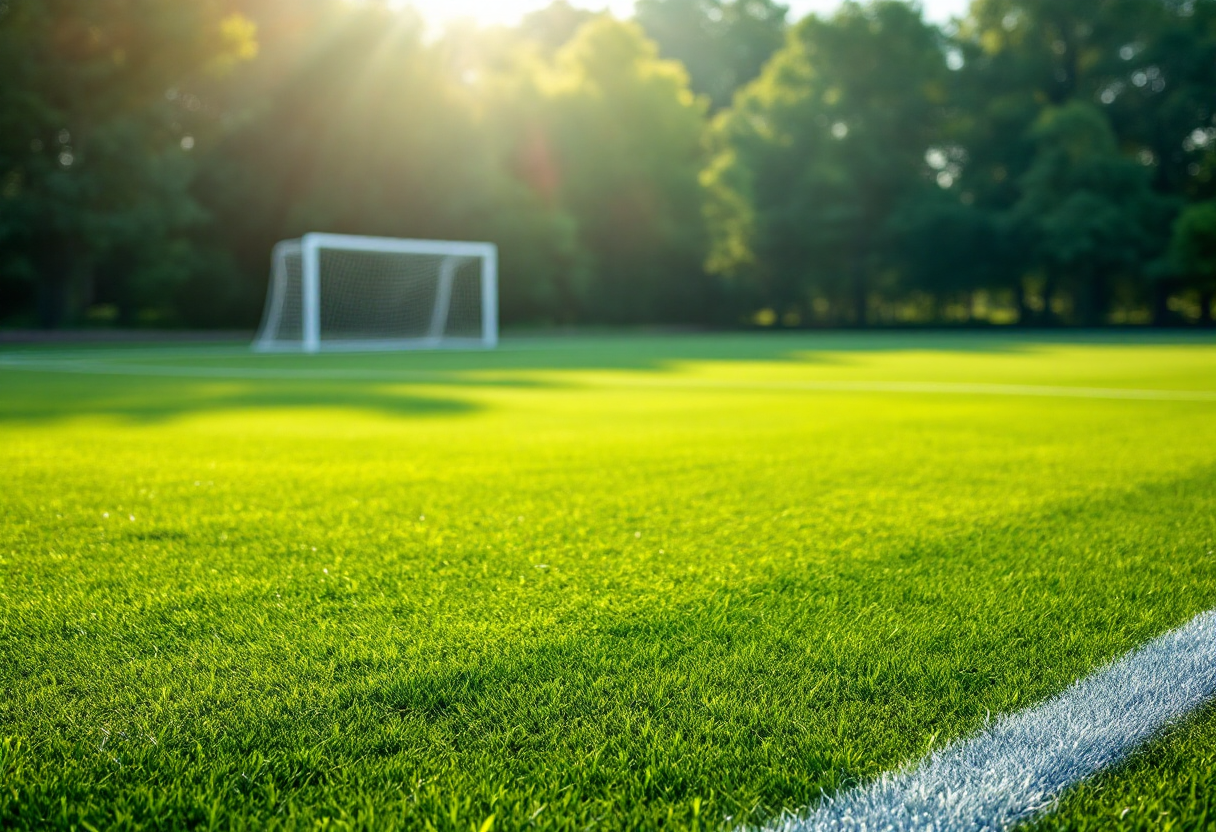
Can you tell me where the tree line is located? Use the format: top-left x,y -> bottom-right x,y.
1,0 -> 1215,330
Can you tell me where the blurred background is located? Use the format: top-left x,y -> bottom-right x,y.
1,0 -> 1214,332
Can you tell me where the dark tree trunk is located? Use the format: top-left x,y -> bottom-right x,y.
1079,271 -> 1106,328
850,248 -> 869,327
851,221 -> 873,327
1151,280 -> 1173,327
1200,289 -> 1214,327
35,241 -> 75,329
1041,277 -> 1058,327
851,275 -> 867,327
111,249 -> 139,327
1016,281 -> 1034,326
36,274 -> 67,329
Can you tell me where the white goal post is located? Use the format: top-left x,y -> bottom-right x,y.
253,233 -> 498,353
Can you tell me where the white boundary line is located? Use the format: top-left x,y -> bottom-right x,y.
1,355 -> 1214,402
615,378 -> 1216,403
763,609 -> 1216,832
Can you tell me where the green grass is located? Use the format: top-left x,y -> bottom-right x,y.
2,332 -> 1215,831
1036,704 -> 1216,831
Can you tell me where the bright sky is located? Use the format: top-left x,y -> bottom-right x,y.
408,0 -> 972,27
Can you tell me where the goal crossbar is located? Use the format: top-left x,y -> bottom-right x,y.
254,233 -> 498,354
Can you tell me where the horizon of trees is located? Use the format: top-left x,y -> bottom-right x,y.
1,0 -> 1215,331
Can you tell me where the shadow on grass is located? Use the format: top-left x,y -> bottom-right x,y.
0,375 -> 477,424
1,461 -> 1212,830
1,330 -> 1212,424
342,464 -> 1216,826
231,330 -> 1216,372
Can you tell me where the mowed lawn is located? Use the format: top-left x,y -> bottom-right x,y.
2,333 -> 1215,831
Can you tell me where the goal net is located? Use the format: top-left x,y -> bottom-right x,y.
253,233 -> 498,352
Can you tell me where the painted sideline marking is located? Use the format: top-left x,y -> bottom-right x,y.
2,355 -> 1213,402
763,610 -> 1216,832
618,377 -> 1216,403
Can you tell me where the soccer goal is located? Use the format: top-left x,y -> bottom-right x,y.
253,233 -> 498,353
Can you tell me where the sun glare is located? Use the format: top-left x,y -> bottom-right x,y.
397,0 -> 635,26
392,0 -> 967,28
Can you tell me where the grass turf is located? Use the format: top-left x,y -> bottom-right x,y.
1,332 -> 1215,831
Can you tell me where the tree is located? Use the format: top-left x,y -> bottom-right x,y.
947,0 -> 1216,324
1012,102 -> 1174,325
194,3 -> 607,329
0,0 -> 256,327
953,0 -> 1216,199
1169,200 -> 1216,324
5,0 -> 1216,330
887,191 -> 1017,321
706,1 -> 948,324
1086,0 -> 1216,198
635,0 -> 788,110
518,1 -> 602,56
539,18 -> 712,322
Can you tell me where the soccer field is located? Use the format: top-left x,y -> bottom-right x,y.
2,333 -> 1215,831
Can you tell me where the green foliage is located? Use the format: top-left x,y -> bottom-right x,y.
1171,201 -> 1216,284
6,0 -> 1216,328
543,19 -> 712,322
194,3 -> 505,321
887,193 -> 1012,306
1169,200 -> 1216,323
184,7 -> 710,327
517,0 -> 602,56
0,0 -> 256,326
635,0 -> 789,109
2,334 -> 1216,829
1013,102 -> 1175,325
706,1 -> 948,322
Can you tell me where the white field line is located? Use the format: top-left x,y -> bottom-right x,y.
763,609 -> 1216,832
613,377 -> 1216,403
2,354 -> 1214,403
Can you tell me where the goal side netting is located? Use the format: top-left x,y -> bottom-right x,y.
253,233 -> 498,352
